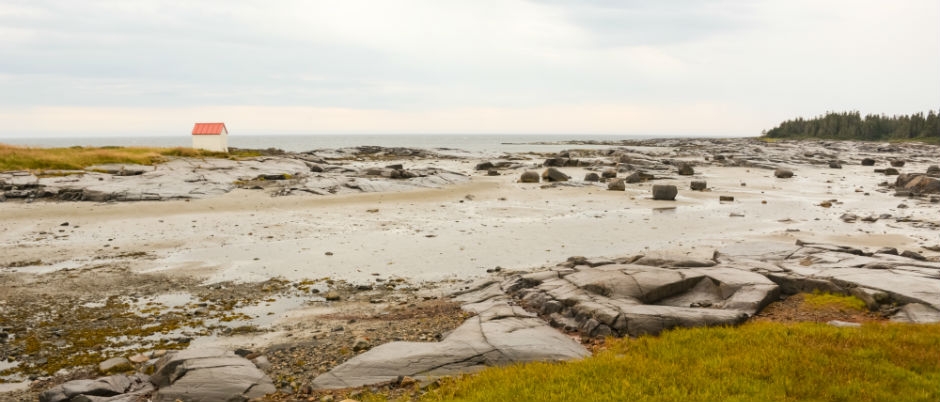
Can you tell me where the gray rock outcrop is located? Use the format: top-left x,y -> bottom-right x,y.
310,300 -> 588,390
39,374 -> 153,402
151,348 -> 275,402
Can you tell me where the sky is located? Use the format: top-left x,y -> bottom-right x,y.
0,0 -> 938,138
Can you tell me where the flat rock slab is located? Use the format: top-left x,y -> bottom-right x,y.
151,348 -> 275,402
311,301 -> 588,390
39,374 -> 153,402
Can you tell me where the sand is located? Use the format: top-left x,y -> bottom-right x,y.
2,157 -> 936,285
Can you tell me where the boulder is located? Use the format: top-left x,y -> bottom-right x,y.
677,164 -> 694,176
927,165 -> 940,177
601,169 -> 617,179
896,174 -> 940,194
690,181 -> 707,191
519,171 -> 540,183
542,168 -> 569,182
475,161 -> 494,171
774,168 -> 794,178
584,172 -> 600,182
607,179 -> 625,191
861,158 -> 876,166
624,171 -> 654,183
151,348 -> 275,402
652,184 -> 678,201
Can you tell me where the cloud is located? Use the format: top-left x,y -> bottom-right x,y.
0,0 -> 936,136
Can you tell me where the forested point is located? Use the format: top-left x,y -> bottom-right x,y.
762,110 -> 940,143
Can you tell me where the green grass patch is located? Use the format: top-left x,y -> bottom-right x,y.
420,322 -> 940,402
0,143 -> 260,172
803,291 -> 868,312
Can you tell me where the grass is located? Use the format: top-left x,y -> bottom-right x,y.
413,322 -> 940,402
0,143 -> 260,172
803,291 -> 868,312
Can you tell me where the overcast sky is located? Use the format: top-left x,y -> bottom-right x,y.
1,0 -> 938,137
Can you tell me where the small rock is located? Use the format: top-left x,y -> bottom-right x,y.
827,320 -> 861,328
927,165 -> 940,177
487,169 -> 500,176
861,158 -> 876,166
719,195 -> 734,202
774,168 -> 794,178
690,181 -> 706,191
324,291 -> 341,301
624,171 -> 654,183
677,163 -> 694,176
128,353 -> 149,364
474,161 -> 494,171
98,357 -> 132,374
601,169 -> 617,179
884,168 -> 899,175
584,172 -> 600,182
60,222 -> 69,226
542,167 -> 570,182
399,375 -> 417,387
519,171 -> 540,183
818,201 -> 832,208
890,160 -> 905,167
900,250 -> 926,261
607,179 -> 625,191
828,161 -> 842,169
840,213 -> 858,222
352,337 -> 372,352
651,184 -> 677,201
875,247 -> 898,255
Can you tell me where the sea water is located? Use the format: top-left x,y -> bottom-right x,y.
0,134 -> 657,155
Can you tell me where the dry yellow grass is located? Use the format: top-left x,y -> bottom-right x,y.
0,144 -> 258,171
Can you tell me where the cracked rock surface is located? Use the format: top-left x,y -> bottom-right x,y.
150,348 -> 276,402
311,241 -> 940,390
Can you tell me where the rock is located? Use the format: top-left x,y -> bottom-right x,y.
677,164 -> 694,176
827,320 -> 861,328
151,348 -> 276,402
99,357 -> 133,374
624,171 -> 654,183
474,161 -> 494,171
890,160 -> 905,167
828,161 -> 842,169
719,195 -> 734,202
927,165 -> 940,177
311,311 -> 588,390
651,184 -> 678,201
128,353 -> 150,364
607,179 -> 625,191
690,181 -> 707,191
39,374 -> 153,402
542,168 -> 569,182
519,171 -> 540,183
583,172 -> 600,182
884,168 -> 899,175
896,174 -> 940,194
324,291 -> 342,301
891,303 -> 940,323
875,247 -> 898,255
774,168 -> 793,178
840,213 -> 858,222
601,169 -> 617,179
352,337 -> 372,352
487,169 -> 500,176
543,157 -> 567,167
861,158 -> 876,166
900,250 -> 926,261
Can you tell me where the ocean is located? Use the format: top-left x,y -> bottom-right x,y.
0,134 -> 656,156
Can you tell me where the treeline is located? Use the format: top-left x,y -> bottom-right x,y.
762,111 -> 940,142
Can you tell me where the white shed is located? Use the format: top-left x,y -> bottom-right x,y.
191,122 -> 229,153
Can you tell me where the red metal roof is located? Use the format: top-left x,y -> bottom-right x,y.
192,122 -> 227,135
